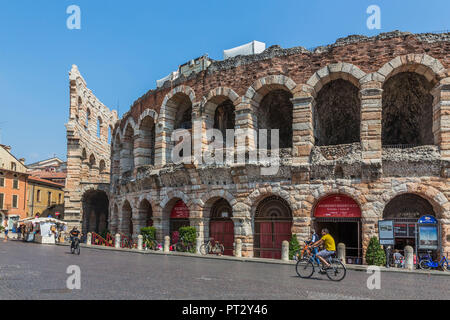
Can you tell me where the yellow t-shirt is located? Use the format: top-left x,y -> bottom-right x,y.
321,234 -> 336,251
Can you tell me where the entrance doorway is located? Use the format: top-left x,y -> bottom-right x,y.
314,219 -> 361,264
254,196 -> 292,259
81,190 -> 109,235
383,194 -> 437,256
209,198 -> 234,256
169,200 -> 190,244
314,194 -> 362,264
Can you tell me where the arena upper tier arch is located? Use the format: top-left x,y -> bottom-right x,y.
106,31 -> 450,262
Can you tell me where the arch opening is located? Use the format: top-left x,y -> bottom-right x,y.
314,79 -> 360,146
209,198 -> 234,256
382,72 -> 434,146
81,190 -> 109,235
257,89 -> 293,149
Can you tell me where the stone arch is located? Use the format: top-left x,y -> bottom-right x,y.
379,183 -> 448,219
305,63 -> 365,98
120,200 -> 133,237
247,188 -> 297,217
121,123 -> 135,173
377,54 -> 445,86
81,189 -> 109,234
244,75 -> 297,149
245,75 -> 297,104
137,108 -> 159,127
379,56 -> 443,146
157,86 -> 196,165
136,113 -> 156,166
136,198 -> 154,230
121,117 -> 137,137
202,87 -> 240,129
199,190 -> 237,219
160,190 -> 191,211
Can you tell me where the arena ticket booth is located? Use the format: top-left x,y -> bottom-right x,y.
170,200 -> 190,244
313,194 -> 362,264
209,199 -> 234,256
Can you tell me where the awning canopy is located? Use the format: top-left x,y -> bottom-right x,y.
18,217 -> 68,225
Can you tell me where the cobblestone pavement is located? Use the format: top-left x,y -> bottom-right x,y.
0,241 -> 449,300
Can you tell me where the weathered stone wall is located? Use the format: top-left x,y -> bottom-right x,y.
65,65 -> 118,229
109,31 -> 450,261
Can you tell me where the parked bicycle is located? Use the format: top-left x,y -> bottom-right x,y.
419,251 -> 449,271
200,238 -> 224,256
144,238 -> 161,251
296,244 -> 346,281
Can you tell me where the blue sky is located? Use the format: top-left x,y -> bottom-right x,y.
0,0 -> 448,163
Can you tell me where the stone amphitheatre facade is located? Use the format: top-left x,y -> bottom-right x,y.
67,31 -> 450,263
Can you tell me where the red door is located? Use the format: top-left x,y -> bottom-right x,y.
259,222 -> 274,259
258,221 -> 292,259
210,220 -> 234,256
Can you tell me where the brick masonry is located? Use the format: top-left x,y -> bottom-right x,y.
82,31 -> 450,262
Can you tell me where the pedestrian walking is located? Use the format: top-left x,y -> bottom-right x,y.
3,217 -> 9,242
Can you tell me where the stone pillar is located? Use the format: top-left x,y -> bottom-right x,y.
441,220 -> 450,259
232,216 -> 253,258
404,245 -> 414,270
115,233 -> 121,249
337,243 -> 346,264
291,96 -> 314,165
235,238 -> 242,257
86,232 -> 92,246
361,218 -> 378,264
190,216 -> 207,244
137,235 -> 143,250
196,237 -> 202,254
431,79 -> 450,159
234,97 -> 257,153
164,235 -> 170,253
281,240 -> 289,261
359,85 -> 382,162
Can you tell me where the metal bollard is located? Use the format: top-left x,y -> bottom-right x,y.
337,243 -> 346,265
404,246 -> 414,270
164,236 -> 170,253
235,239 -> 242,258
282,240 -> 289,261
115,233 -> 121,249
137,235 -> 143,251
196,238 -> 202,254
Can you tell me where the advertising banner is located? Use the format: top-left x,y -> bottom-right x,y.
418,225 -> 438,250
378,220 -> 394,245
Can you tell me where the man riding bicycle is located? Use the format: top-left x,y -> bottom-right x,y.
69,226 -> 81,249
311,228 -> 336,272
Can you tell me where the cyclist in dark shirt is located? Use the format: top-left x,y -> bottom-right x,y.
69,227 -> 81,248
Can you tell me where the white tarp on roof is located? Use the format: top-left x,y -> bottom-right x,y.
156,70 -> 180,88
223,41 -> 266,60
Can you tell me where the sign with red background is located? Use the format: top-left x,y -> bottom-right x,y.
314,195 -> 361,218
171,200 -> 190,219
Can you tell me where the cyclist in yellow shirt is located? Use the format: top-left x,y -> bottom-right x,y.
312,228 -> 336,271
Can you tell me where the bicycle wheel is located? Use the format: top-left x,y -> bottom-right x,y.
70,246 -> 75,254
296,259 -> 315,278
217,244 -> 224,255
200,244 -> 209,255
420,259 -> 431,270
76,245 -> 80,255
175,243 -> 183,252
326,260 -> 346,281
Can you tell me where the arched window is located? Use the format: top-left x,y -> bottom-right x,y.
97,117 -> 103,138
85,109 -> 91,130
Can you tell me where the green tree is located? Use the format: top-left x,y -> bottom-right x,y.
365,236 -> 386,266
289,234 -> 300,260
